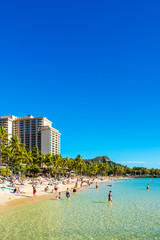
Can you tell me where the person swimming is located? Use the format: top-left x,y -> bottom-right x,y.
108,190 -> 113,202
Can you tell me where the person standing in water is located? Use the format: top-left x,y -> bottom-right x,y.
66,188 -> 70,200
58,192 -> 61,199
96,182 -> 98,189
147,184 -> 149,190
108,190 -> 113,202
73,187 -> 77,193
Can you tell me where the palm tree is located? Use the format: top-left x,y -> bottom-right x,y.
103,162 -> 109,176
45,153 -> 54,177
32,146 -> 41,165
98,162 -> 104,175
25,150 -> 33,164
89,163 -> 98,176
10,136 -> 23,151
53,154 -> 62,179
16,147 -> 27,176
0,127 -> 8,168
40,154 -> 47,168
75,154 -> 84,176
60,157 -> 71,176
62,157 -> 71,169
24,150 -> 33,176
1,145 -> 15,174
28,164 -> 41,177
9,136 -> 24,175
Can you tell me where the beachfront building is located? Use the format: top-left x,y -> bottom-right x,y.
0,115 -> 61,155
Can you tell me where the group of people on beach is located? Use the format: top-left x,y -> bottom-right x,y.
32,183 -> 71,200
32,179 -> 113,202
1,175 -> 155,206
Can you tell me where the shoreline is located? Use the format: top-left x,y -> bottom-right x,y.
0,177 -> 115,211
0,176 -> 130,211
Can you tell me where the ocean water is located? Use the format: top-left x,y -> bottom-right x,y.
0,178 -> 160,240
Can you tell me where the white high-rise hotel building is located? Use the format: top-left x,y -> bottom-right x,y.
0,115 -> 61,155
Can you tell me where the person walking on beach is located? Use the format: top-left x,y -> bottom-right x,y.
32,185 -> 37,198
66,188 -> 70,200
108,190 -> 113,202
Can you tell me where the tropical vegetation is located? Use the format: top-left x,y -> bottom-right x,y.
0,126 -> 160,178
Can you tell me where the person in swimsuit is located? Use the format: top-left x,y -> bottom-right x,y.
108,190 -> 112,202
13,187 -> 18,194
147,184 -> 149,190
96,182 -> 98,189
66,188 -> 70,200
44,186 -> 49,192
73,187 -> 77,193
58,192 -> 61,199
32,185 -> 37,198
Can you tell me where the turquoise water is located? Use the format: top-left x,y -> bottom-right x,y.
0,178 -> 160,240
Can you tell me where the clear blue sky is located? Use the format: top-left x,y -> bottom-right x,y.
0,0 -> 160,168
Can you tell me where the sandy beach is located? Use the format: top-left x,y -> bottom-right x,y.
0,176 -> 112,208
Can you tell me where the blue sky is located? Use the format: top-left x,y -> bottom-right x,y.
0,0 -> 160,168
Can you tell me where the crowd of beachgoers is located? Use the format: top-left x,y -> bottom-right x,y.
0,175 -> 111,206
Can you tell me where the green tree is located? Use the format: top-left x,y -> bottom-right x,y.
40,154 -> 47,168
32,147 -> 41,165
25,150 -> 33,165
0,167 -> 10,177
45,153 -> 54,177
0,127 -> 8,168
103,162 -> 109,176
53,154 -> 62,178
75,154 -> 84,175
16,147 -> 27,176
29,164 -> 41,177
9,136 -> 24,175
89,163 -> 98,176
1,144 -> 16,174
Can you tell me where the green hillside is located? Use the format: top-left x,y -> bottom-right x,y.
84,156 -> 123,168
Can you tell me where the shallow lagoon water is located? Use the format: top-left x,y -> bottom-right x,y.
0,178 -> 160,240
